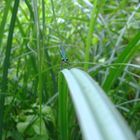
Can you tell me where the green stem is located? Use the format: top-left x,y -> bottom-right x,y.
32,0 -> 43,134
84,0 -> 98,70
0,0 -> 19,139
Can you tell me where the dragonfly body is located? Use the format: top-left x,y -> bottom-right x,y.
59,45 -> 69,63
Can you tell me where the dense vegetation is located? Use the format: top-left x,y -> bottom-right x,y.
0,0 -> 140,139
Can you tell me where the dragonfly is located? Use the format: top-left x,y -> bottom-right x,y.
59,45 -> 69,64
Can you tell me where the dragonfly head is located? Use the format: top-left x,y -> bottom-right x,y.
62,57 -> 69,63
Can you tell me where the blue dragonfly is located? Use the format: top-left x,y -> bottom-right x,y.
59,45 -> 69,64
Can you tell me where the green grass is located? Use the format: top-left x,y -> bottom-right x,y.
0,0 -> 12,49
103,32 -> 140,92
84,0 -> 105,70
0,0 -> 140,139
0,1 -> 19,139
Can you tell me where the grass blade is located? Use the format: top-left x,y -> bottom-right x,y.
0,0 -> 20,139
25,0 -> 35,22
0,0 -> 12,49
84,0 -> 98,70
103,32 -> 140,92
84,0 -> 105,70
32,0 -> 45,134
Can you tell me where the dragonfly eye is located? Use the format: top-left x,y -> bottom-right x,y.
61,58 -> 65,62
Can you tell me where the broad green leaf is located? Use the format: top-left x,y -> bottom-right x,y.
17,122 -> 30,134
58,68 -> 136,140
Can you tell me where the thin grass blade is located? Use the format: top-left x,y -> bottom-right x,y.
103,32 -> 140,92
0,0 -> 20,139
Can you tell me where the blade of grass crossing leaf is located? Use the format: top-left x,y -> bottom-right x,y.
0,0 -> 20,140
103,32 -> 140,92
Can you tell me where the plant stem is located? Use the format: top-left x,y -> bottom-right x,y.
0,0 -> 19,139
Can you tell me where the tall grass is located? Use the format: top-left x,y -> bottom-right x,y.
0,0 -> 11,49
84,0 -> 105,70
32,0 -> 44,134
0,0 -> 140,139
103,32 -> 140,91
0,1 -> 19,139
